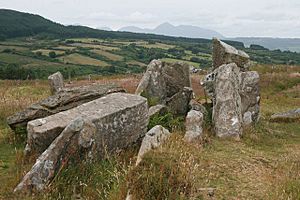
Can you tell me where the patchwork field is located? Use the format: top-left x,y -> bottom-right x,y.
59,53 -> 110,66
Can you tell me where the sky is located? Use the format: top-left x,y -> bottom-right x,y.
1,0 -> 300,38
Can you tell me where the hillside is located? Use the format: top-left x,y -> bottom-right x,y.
0,9 -> 299,81
232,37 -> 300,53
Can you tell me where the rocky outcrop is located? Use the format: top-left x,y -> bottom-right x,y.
271,108 -> 300,122
14,118 -> 97,192
212,38 -> 250,71
25,93 -> 149,157
48,72 -> 64,94
184,110 -> 203,143
213,63 -> 243,138
7,84 -> 125,131
136,60 -> 192,115
136,125 -> 171,166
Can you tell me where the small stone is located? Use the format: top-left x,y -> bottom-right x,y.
184,110 -> 203,143
48,72 -> 64,95
136,125 -> 171,166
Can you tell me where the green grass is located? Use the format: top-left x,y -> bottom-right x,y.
59,53 -> 110,67
161,58 -> 199,66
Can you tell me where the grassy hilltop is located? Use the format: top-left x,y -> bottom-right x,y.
0,65 -> 299,199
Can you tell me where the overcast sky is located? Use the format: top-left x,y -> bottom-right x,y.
1,0 -> 300,38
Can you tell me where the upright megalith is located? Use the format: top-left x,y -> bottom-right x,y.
48,72 -> 64,94
213,63 -> 243,137
25,93 -> 149,157
7,84 -> 125,131
212,38 -> 250,71
136,60 -> 192,115
202,39 -> 260,138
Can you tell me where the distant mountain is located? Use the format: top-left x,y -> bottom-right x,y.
119,22 -> 225,39
231,37 -> 300,52
97,26 -> 113,31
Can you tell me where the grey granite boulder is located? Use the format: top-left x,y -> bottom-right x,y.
213,63 -> 243,138
25,93 -> 149,156
14,118 -> 97,192
184,110 -> 203,143
7,84 -> 125,131
136,125 -> 171,166
136,60 -> 191,114
166,87 -> 193,115
212,38 -> 250,70
239,71 -> 260,123
48,72 -> 64,94
271,108 -> 300,122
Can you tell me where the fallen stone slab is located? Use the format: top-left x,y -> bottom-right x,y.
48,72 -> 64,95
270,108 -> 300,122
213,63 -> 243,138
14,117 -> 96,192
135,125 -> 171,166
25,93 -> 149,156
184,110 -> 203,143
7,84 -> 125,131
212,38 -> 250,70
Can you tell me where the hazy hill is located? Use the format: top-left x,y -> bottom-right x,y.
231,37 -> 300,52
119,22 -> 225,39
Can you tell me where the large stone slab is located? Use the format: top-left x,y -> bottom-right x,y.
212,38 -> 250,70
25,93 -> 149,156
15,117 -> 96,192
7,84 -> 125,131
213,63 -> 243,137
271,108 -> 300,122
136,60 -> 191,105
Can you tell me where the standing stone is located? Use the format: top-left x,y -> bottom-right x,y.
136,60 -> 191,110
239,71 -> 260,123
14,118 -> 96,192
48,72 -> 64,94
136,125 -> 171,166
212,38 -> 250,70
184,110 -> 203,143
25,93 -> 149,157
213,63 -> 243,137
7,84 -> 125,131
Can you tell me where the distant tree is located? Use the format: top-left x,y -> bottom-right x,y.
49,51 -> 56,58
35,51 -> 42,56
